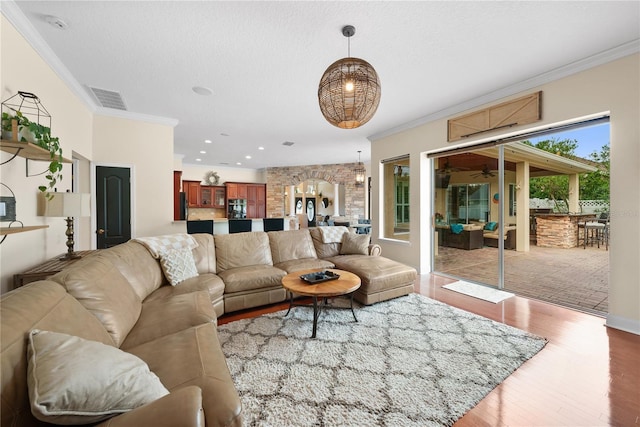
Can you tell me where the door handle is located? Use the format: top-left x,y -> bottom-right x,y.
97,228 -> 105,235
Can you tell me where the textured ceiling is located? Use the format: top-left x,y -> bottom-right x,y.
6,1 -> 640,169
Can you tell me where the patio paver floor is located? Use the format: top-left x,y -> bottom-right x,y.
434,244 -> 609,315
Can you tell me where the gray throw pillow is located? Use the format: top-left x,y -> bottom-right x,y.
27,329 -> 169,425
340,232 -> 370,255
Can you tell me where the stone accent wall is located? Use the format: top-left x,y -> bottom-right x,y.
536,215 -> 578,248
265,163 -> 365,222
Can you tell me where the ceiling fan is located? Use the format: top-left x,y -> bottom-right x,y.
435,158 -> 468,175
470,165 -> 497,178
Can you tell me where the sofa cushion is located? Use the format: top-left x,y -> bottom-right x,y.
1,281 -> 116,427
99,241 -> 165,300
159,248 -> 199,286
340,232 -> 370,255
268,229 -> 318,264
126,324 -> 242,427
50,256 -> 142,347
27,329 -> 168,425
191,233 -> 217,274
144,273 -> 225,305
121,290 -> 217,350
274,258 -> 335,274
328,255 -> 417,294
214,232 -> 273,272
218,265 -> 286,294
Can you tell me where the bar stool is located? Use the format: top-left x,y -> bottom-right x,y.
584,221 -> 606,249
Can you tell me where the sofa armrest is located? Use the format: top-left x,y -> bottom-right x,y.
368,244 -> 382,257
96,386 -> 204,427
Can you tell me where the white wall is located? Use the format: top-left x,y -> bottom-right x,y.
0,16 -> 93,293
91,115 -> 175,239
371,54 -> 640,334
0,16 -> 179,292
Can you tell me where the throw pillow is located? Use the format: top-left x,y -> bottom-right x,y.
450,223 -> 464,234
484,221 -> 498,231
27,329 -> 169,425
159,248 -> 198,286
340,232 -> 370,255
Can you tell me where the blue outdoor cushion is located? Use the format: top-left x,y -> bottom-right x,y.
450,224 -> 464,234
484,221 -> 498,231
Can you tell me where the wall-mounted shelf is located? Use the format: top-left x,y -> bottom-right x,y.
0,139 -> 71,163
0,225 -> 49,235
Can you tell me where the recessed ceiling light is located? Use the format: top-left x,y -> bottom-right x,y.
204,139 -> 212,144
200,150 -> 206,154
192,86 -> 213,96
283,141 -> 295,146
258,146 -> 265,150
236,162 -> 242,165
195,158 -> 202,162
245,155 -> 252,159
44,15 -> 69,30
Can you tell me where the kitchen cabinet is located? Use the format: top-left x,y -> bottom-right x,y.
183,180 -> 201,208
226,182 -> 265,218
183,181 -> 226,209
202,186 -> 225,208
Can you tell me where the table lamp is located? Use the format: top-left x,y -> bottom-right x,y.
38,191 -> 91,260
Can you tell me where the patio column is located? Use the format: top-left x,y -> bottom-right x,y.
568,174 -> 580,213
288,185 -> 296,216
516,161 -> 530,252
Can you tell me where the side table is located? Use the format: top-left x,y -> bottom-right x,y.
13,250 -> 99,289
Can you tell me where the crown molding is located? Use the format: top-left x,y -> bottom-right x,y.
1,1 -> 178,128
93,107 -> 179,127
369,39 -> 640,142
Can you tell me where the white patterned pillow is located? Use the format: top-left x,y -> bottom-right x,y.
27,329 -> 169,425
159,248 -> 198,286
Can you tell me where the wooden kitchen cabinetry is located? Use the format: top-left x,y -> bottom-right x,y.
226,182 -> 265,218
201,186 -> 226,208
183,180 -> 201,208
183,181 -> 226,209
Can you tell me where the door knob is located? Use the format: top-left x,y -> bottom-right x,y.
97,229 -> 105,235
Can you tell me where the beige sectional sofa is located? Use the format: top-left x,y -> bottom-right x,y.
1,226 -> 416,427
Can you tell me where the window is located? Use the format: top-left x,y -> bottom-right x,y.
382,156 -> 410,240
446,184 -> 489,223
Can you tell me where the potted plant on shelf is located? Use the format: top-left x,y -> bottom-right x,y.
1,111 -> 64,199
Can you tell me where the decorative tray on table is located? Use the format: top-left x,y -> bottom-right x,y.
299,270 -> 340,284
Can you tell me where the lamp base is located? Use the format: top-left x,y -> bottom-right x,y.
59,252 -> 82,261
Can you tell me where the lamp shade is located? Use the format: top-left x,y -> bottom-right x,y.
38,192 -> 90,217
318,57 -> 381,129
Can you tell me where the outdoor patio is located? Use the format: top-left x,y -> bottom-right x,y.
434,244 -> 609,316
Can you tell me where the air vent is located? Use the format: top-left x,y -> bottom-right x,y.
282,141 -> 295,146
89,87 -> 127,110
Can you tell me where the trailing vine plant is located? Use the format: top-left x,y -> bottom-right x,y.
1,111 -> 63,199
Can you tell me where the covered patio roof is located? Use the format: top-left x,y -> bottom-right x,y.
439,142 -> 598,177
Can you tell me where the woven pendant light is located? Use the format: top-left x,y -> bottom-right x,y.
318,25 -> 381,129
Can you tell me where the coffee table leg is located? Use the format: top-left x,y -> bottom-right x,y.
285,291 -> 294,316
311,296 -> 319,338
350,293 -> 358,322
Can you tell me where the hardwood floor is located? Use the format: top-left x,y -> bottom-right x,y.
218,274 -> 640,426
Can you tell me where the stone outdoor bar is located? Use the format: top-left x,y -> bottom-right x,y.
535,213 -> 596,248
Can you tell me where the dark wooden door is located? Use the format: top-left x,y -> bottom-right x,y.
96,166 -> 131,249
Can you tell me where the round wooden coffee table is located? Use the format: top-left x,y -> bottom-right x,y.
281,268 -> 361,338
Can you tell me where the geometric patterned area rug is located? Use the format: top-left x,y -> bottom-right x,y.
443,280 -> 515,303
218,293 -> 547,426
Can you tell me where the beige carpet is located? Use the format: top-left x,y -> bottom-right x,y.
218,293 -> 546,426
